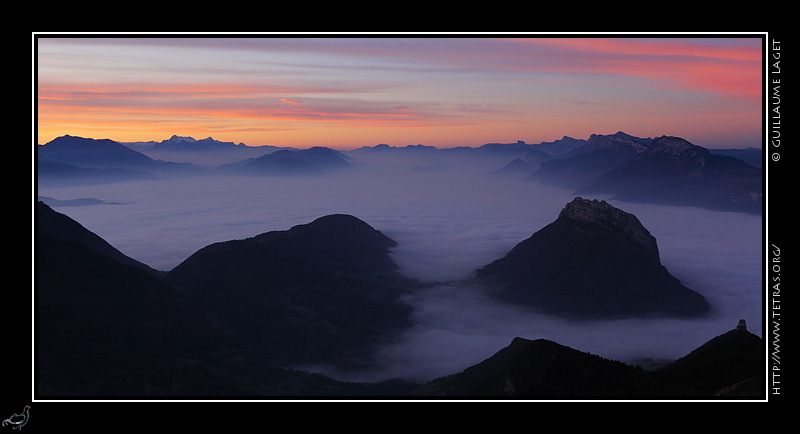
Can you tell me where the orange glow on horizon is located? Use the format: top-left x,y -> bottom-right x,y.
35,36 -> 764,150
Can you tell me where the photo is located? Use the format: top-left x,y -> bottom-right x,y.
31,34 -> 772,406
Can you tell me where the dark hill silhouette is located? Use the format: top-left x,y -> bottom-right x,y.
37,135 -> 158,169
529,131 -> 650,189
37,201 -> 160,276
489,157 -> 535,178
652,319 -> 764,397
489,149 -> 553,178
414,337 -> 654,397
476,197 -> 710,319
36,135 -> 203,184
413,320 -> 763,398
165,214 -> 414,369
35,203 -> 415,396
35,202 -> 240,396
219,147 -> 351,176
579,136 -> 763,214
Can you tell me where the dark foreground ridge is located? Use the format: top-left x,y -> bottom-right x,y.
35,202 -> 760,398
36,202 -> 418,396
413,320 -> 764,398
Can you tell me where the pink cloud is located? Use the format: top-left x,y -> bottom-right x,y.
280,98 -> 304,107
503,38 -> 762,102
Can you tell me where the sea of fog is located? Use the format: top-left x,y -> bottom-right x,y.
35,152 -> 764,383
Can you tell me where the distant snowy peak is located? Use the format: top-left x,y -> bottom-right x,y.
153,135 -> 247,151
166,135 -> 197,143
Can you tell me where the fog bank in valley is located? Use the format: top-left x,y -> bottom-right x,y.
37,150 -> 763,383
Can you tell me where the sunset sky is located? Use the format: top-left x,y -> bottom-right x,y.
35,35 -> 765,150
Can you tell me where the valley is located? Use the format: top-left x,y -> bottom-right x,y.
34,132 -> 765,398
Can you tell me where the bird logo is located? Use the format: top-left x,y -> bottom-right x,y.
2,406 -> 29,430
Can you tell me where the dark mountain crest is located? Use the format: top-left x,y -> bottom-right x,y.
219,145 -> 352,176
38,135 -> 157,165
170,213 -> 401,283
44,134 -> 127,149
304,145 -> 353,160
164,213 -> 415,364
558,197 -> 659,259
287,213 -> 395,245
646,135 -> 710,160
528,132 -> 653,190
36,201 -> 161,276
420,335 -> 654,397
475,197 -> 710,319
579,131 -> 650,154
577,135 -> 762,214
651,319 -> 765,396
235,213 -> 398,254
414,319 -> 763,397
